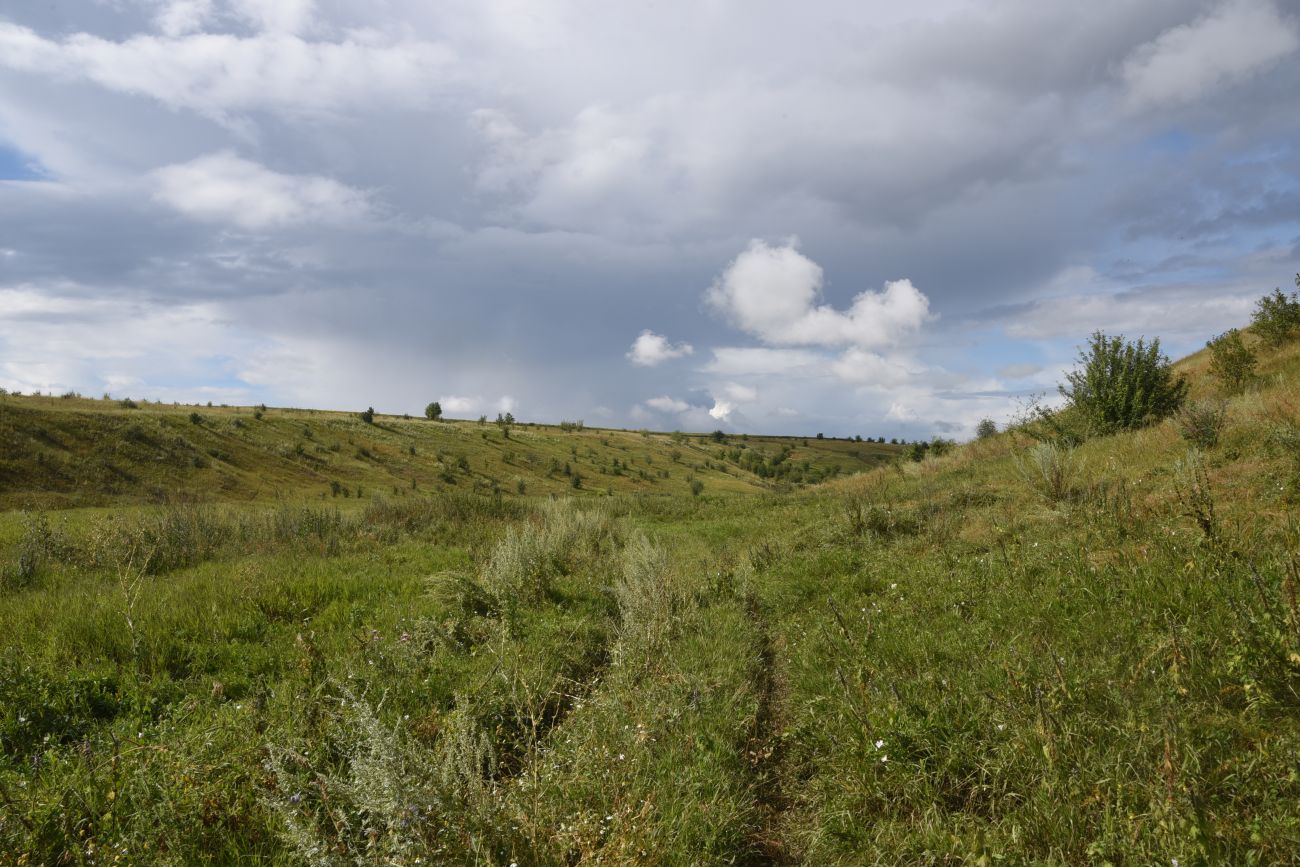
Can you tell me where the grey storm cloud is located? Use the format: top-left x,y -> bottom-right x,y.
0,0 -> 1297,438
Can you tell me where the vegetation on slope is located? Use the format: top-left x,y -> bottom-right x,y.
1,287 -> 1299,864
0,397 -> 902,510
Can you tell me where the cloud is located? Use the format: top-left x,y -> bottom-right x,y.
0,22 -> 455,118
152,152 -> 370,229
1003,281 -> 1259,343
703,347 -> 823,376
626,329 -> 694,366
439,395 -> 479,414
720,382 -> 757,402
997,362 -> 1043,379
228,0 -> 317,35
154,0 -> 214,38
707,239 -> 931,348
1122,0 -> 1299,110
709,400 -> 734,421
644,395 -> 691,413
829,348 -> 925,386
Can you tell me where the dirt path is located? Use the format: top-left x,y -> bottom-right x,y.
743,592 -> 794,865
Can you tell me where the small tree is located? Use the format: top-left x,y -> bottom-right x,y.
1251,279 -> 1300,347
1059,331 -> 1187,436
1206,328 -> 1256,392
975,418 -> 997,439
359,407 -> 375,424
425,401 -> 442,421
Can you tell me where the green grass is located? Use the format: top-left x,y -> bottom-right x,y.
2,336 -> 1300,864
0,396 -> 901,511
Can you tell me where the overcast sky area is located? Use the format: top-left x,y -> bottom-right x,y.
1,0 -> 1298,438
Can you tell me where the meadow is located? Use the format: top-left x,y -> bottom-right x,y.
2,322 -> 1299,864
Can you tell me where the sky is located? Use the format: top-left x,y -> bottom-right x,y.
0,0 -> 1297,439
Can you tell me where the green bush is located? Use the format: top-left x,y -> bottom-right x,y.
425,401 -> 442,420
360,406 -> 375,424
1251,278 -> 1300,347
1059,331 -> 1187,436
974,418 -> 997,439
1207,328 -> 1256,392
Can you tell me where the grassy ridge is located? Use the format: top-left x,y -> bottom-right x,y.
0,397 -> 901,510
1,334 -> 1299,863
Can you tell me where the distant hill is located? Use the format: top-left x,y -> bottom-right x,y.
0,397 -> 904,509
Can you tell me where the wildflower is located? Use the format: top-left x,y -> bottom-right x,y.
289,793 -> 302,805
874,739 -> 884,749
880,755 -> 888,763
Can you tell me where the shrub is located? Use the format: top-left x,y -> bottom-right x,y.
360,407 -> 375,424
188,411 -> 203,425
1059,331 -> 1187,436
1207,328 -> 1256,392
975,418 -> 997,439
119,398 -> 138,409
425,401 -> 442,420
689,479 -> 704,496
1175,400 -> 1227,449
1251,279 -> 1300,347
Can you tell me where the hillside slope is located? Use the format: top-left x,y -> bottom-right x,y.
0,397 -> 901,509
1,329 -> 1298,864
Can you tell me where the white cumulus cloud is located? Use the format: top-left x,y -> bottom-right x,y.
706,239 -> 931,349
626,329 -> 694,366
1122,0 -> 1298,111
0,22 -> 455,118
153,151 -> 370,229
645,395 -> 691,413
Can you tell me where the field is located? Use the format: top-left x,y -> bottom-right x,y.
2,337 -> 1299,864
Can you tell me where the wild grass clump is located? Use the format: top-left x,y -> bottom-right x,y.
1175,399 -> 1227,449
265,686 -> 445,864
1172,449 -> 1217,540
3,511 -> 71,589
1015,441 -> 1079,504
614,533 -> 688,666
480,499 -> 615,607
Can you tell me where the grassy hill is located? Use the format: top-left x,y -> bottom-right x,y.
1,325 -> 1298,864
0,396 -> 902,510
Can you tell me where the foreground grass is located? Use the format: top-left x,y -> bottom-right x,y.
2,341 -> 1300,864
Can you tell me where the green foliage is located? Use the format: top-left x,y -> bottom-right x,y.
1059,331 -> 1188,436
1207,328 -> 1256,392
1251,279 -> 1300,347
360,406 -> 375,424
975,418 -> 997,439
424,401 -> 442,421
690,479 -> 704,496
